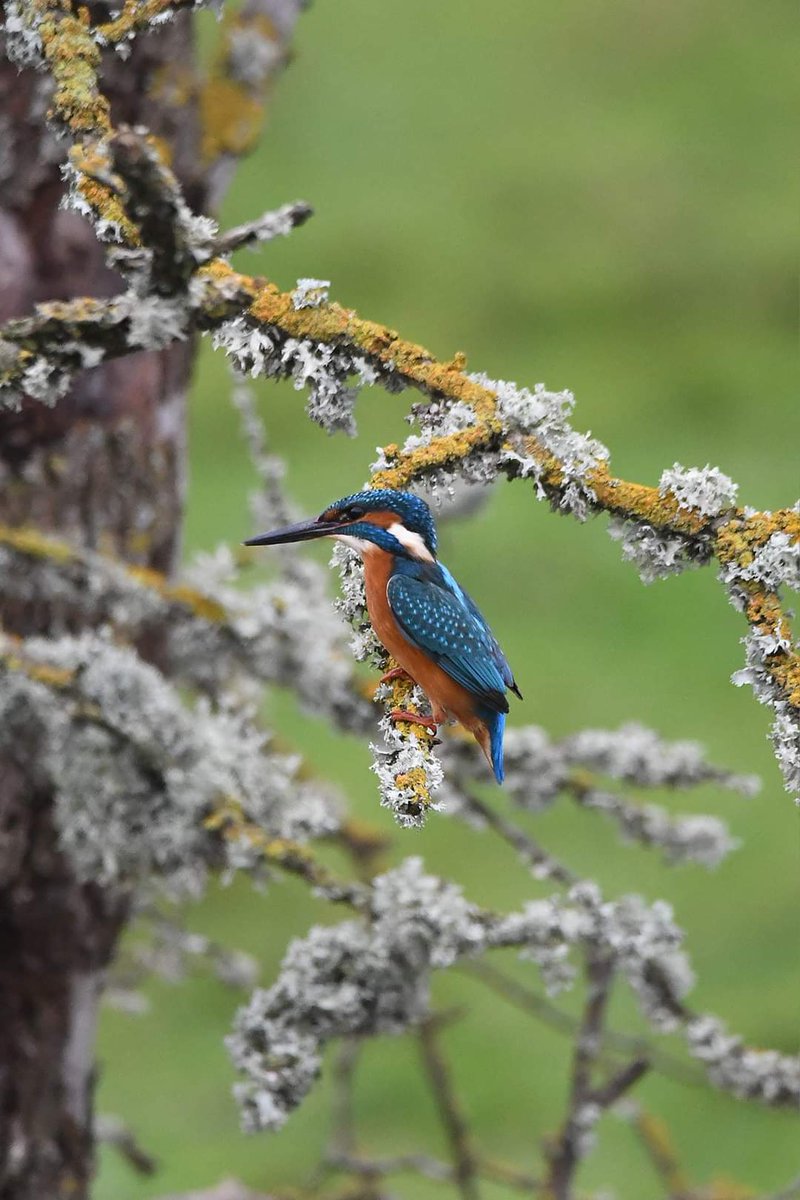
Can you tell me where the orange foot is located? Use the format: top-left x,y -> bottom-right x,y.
389,708 -> 438,733
380,666 -> 411,685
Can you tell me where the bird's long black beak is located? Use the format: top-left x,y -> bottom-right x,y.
244,516 -> 351,547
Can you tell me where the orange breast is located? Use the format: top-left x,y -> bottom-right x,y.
362,551 -> 481,730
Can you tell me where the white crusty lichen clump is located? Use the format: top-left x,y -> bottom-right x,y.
492,882 -> 693,1026
371,708 -> 445,828
721,529 -> 800,595
561,722 -> 758,792
443,721 -> 752,867
658,463 -> 738,518
477,374 -> 609,520
0,631 -> 340,894
228,859 -> 486,1131
330,541 -> 383,666
291,278 -> 330,309
732,626 -> 800,804
607,516 -> 712,583
212,316 -> 380,436
686,1015 -> 800,1106
3,0 -> 45,68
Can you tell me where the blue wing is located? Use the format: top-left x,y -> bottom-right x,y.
436,563 -> 521,698
387,564 -> 516,714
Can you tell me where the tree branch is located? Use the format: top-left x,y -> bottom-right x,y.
545,954 -> 648,1199
417,1017 -> 482,1200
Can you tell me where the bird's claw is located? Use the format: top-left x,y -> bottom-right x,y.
380,667 -> 410,685
389,708 -> 438,734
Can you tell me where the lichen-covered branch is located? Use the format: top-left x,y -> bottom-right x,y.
228,859 -> 799,1137
0,628 -> 346,896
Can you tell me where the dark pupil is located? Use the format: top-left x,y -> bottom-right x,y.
348,506 -> 365,519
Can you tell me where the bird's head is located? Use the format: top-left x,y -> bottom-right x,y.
244,488 -> 437,561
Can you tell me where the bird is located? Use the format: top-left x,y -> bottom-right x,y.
244,488 -> 521,783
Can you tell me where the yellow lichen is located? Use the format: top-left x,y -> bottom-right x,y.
200,77 -> 265,164
38,5 -> 111,139
0,524 -> 76,564
3,654 -> 75,690
95,0 -> 190,44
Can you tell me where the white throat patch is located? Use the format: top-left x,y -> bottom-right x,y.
389,522 -> 434,562
335,533 -> 376,556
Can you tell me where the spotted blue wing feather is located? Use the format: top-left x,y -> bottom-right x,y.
437,563 -> 521,697
386,570 -> 511,713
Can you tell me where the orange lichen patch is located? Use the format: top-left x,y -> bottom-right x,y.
0,523 -> 76,564
164,584 -> 227,624
203,795 -> 363,901
200,9 -> 282,167
201,77 -> 265,164
247,285 -> 504,492
124,565 -> 228,624
69,144 -> 139,243
145,132 -> 174,169
715,508 -> 800,568
95,0 -> 192,43
37,4 -> 111,139
740,587 -> 800,709
195,261 -> 260,318
588,462 -> 713,535
393,767 -> 431,812
631,1109 -> 688,1194
2,653 -> 75,691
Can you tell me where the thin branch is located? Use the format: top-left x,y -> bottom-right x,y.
418,1017 -> 482,1200
624,1105 -> 690,1198
95,1114 -> 158,1175
109,129 -> 198,294
329,1039 -> 360,1159
589,1058 -> 649,1109
460,791 -> 578,886
327,1152 -> 542,1194
212,202 -> 314,257
461,961 -> 702,1089
545,954 -> 647,1199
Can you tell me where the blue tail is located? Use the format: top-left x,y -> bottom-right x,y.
480,708 -> 505,784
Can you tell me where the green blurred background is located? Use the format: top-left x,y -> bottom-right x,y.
96,1 -> 798,1195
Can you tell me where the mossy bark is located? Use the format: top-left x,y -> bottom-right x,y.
0,14 -> 202,1198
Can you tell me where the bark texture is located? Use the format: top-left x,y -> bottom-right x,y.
0,15 -> 201,1199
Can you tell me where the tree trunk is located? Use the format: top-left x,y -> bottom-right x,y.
0,14 -> 202,1198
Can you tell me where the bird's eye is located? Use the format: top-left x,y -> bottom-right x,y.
347,505 -> 365,519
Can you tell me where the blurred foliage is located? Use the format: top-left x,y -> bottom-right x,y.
96,1 -> 798,1196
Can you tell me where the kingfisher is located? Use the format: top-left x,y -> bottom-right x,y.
244,489 -> 521,783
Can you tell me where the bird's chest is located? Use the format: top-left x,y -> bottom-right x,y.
362,553 -> 408,659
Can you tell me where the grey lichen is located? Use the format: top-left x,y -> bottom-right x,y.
211,317 -> 379,436
229,858 -> 485,1131
608,516 -> 712,583
1,631 -> 341,895
658,463 -> 738,518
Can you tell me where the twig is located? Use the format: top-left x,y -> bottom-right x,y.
326,1152 -> 454,1184
462,960 -> 702,1089
95,1114 -> 158,1175
461,791 -> 578,885
212,202 -> 313,257
545,954 -> 648,1199
109,128 -> 197,294
624,1104 -> 689,1197
418,1017 -> 482,1200
329,1039 -> 360,1158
